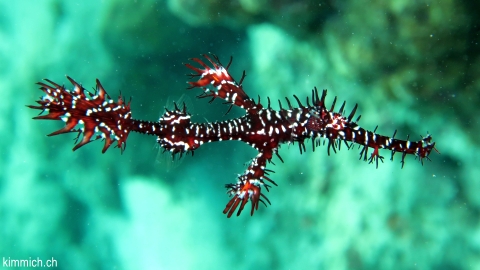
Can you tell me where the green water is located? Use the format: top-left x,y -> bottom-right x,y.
1,1 -> 478,269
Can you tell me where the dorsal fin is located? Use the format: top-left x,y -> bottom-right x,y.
185,54 -> 261,114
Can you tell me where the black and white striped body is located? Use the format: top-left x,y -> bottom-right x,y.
29,54 -> 437,218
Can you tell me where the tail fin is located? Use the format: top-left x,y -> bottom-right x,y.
28,76 -> 132,153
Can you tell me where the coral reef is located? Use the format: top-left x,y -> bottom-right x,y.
1,0 -> 479,269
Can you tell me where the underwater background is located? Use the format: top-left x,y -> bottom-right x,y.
1,0 -> 479,269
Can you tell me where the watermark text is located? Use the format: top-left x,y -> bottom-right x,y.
3,257 -> 57,268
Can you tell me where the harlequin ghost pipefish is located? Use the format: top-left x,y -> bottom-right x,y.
28,54 -> 437,218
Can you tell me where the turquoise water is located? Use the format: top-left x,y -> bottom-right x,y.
1,1 -> 478,269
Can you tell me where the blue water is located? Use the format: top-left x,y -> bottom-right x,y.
1,1 -> 478,269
